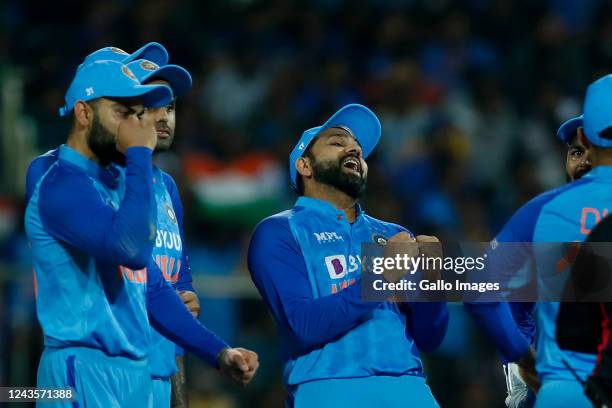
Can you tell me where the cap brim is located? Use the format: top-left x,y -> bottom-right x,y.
111,83 -> 174,109
319,104 -> 381,158
124,42 -> 169,66
142,64 -> 192,97
557,115 -> 583,143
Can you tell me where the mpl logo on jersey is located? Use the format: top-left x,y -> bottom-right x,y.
314,231 -> 344,244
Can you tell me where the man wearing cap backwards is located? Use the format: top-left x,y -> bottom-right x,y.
464,75 -> 612,407
500,115 -> 593,408
25,56 -> 257,407
248,103 -> 449,407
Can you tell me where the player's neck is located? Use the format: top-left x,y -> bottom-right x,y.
305,184 -> 358,223
66,131 -> 99,164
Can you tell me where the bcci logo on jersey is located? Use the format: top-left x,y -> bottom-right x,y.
314,231 -> 344,244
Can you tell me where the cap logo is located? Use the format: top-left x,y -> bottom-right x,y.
121,66 -> 137,81
140,61 -> 159,71
336,125 -> 355,137
110,47 -> 129,55
299,142 -> 305,150
85,87 -> 94,96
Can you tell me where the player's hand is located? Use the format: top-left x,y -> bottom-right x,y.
178,290 -> 200,318
217,347 -> 259,386
116,108 -> 157,152
383,232 -> 418,284
517,347 -> 540,393
416,235 -> 443,281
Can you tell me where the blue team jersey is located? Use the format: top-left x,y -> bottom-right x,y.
147,167 -> 185,378
25,146 -> 195,378
471,166 -> 612,382
249,197 -> 448,387
25,144 -> 156,359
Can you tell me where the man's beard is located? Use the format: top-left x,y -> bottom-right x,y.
311,154 -> 367,199
87,114 -> 125,166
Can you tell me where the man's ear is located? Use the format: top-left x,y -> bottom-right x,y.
296,156 -> 312,179
73,101 -> 93,128
578,127 -> 592,149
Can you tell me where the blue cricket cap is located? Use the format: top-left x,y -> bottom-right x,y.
584,74 -> 612,147
59,60 -> 174,117
289,103 -> 381,187
557,115 -> 583,144
126,59 -> 192,97
78,42 -> 169,71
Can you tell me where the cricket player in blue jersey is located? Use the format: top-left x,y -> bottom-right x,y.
464,75 -> 612,407
24,43 -> 231,407
248,104 -> 449,407
124,57 -> 198,408
25,58 -> 258,407
502,115 -> 592,408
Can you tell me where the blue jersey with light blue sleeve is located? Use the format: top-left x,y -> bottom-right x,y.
248,197 -> 449,388
25,144 -> 157,358
26,147 -> 196,372
466,167 -> 612,382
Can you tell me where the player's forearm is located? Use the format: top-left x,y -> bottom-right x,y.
403,302 -> 449,352
464,302 -> 530,362
147,281 -> 228,367
285,281 -> 381,348
107,147 -> 156,268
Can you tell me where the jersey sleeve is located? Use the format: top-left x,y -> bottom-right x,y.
248,216 -> 381,350
38,147 -> 156,270
162,172 -> 194,292
463,196 -> 549,362
400,302 -> 449,352
26,150 -> 59,204
146,259 -> 228,367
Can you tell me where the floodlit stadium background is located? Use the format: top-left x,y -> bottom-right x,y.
0,0 -> 607,406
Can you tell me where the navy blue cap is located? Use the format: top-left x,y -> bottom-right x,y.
59,60 -> 174,116
584,74 -> 612,147
77,42 -> 169,71
126,59 -> 192,97
557,115 -> 583,143
289,103 -> 381,187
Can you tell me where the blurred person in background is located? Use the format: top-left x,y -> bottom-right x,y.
248,103 -> 448,407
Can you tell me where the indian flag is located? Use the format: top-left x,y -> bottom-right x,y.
184,152 -> 288,227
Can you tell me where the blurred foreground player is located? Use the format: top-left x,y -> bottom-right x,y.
25,60 -> 258,407
465,75 -> 612,407
248,104 -> 449,407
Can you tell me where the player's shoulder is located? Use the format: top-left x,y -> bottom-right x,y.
522,177 -> 593,213
361,213 -> 413,236
254,209 -> 294,233
27,148 -> 60,176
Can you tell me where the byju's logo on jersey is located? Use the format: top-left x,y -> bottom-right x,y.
324,254 -> 360,279
314,231 -> 344,243
324,255 -> 348,279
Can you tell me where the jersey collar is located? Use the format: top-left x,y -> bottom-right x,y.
294,196 -> 364,221
584,165 -> 612,180
58,144 -> 120,187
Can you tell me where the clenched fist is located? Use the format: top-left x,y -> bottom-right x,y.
382,232 -> 418,284
217,347 -> 259,386
178,291 -> 200,318
416,235 -> 443,281
116,108 -> 157,152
